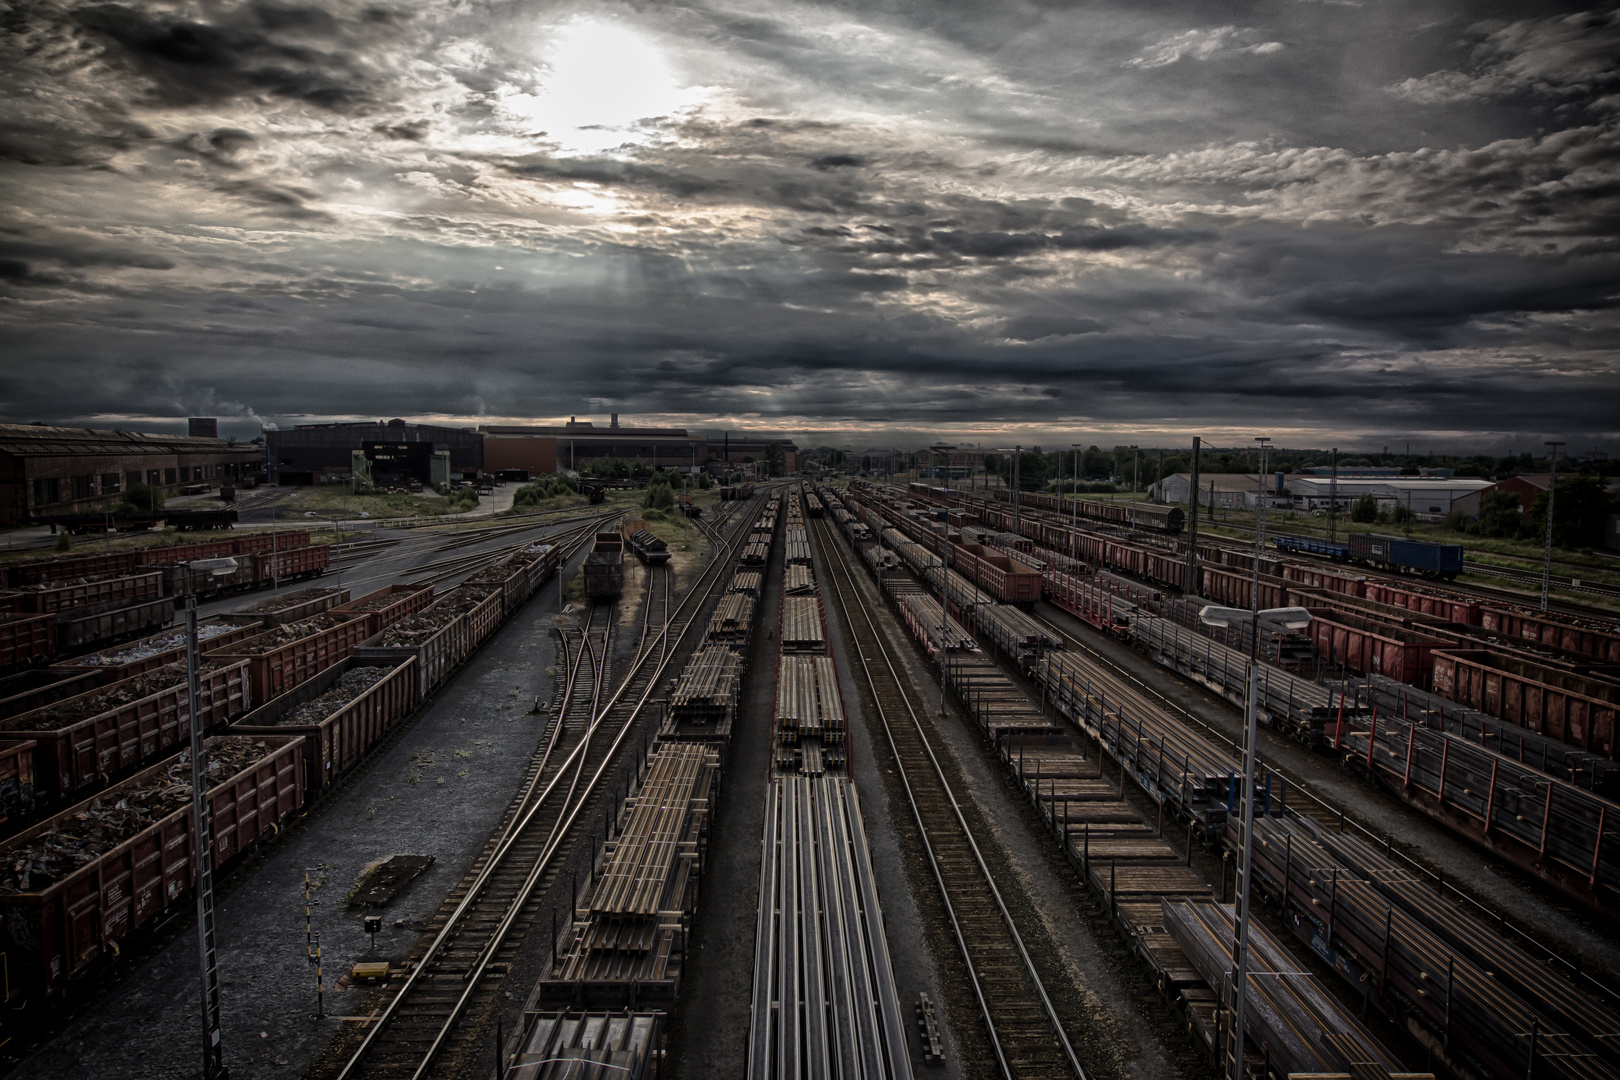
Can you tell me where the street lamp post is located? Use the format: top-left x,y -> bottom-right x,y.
184,556 -> 240,1080
1198,603 -> 1310,1080
1542,441 -> 1564,612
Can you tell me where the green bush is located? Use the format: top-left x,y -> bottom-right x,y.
54,530 -> 71,553
513,475 -> 579,508
442,486 -> 479,510
1349,494 -> 1379,523
119,483 -> 165,512
644,480 -> 675,510
697,473 -> 712,490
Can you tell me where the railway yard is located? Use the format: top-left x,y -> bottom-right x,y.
1,477 -> 1620,1080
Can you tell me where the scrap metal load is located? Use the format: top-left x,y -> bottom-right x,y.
0,734 -> 304,1000
624,524 -> 672,567
583,532 -> 625,600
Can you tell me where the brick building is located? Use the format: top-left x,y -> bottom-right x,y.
0,424 -> 264,525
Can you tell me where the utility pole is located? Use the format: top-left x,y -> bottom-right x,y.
1013,445 -> 1022,535
1231,434 -> 1269,1080
1071,445 -> 1082,565
1327,448 -> 1338,543
184,558 -> 238,1080
1184,437 -> 1201,598
1156,449 -> 1164,500
1542,441 -> 1564,611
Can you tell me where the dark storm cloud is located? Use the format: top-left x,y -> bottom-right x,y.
0,0 -> 1617,446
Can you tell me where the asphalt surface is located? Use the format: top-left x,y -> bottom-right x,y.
9,518 -> 594,1080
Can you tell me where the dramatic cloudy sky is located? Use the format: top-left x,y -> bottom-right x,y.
2,0 -> 1617,449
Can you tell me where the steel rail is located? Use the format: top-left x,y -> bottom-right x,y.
335,491 -> 754,1080
814,516 -> 1088,1080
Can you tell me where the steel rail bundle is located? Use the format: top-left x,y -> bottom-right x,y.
335,495 -> 756,1080
1360,672 -> 1620,797
1243,813 -> 1620,1080
838,483 -> 1620,1043
1033,595 -> 1620,1012
822,487 -> 1423,1078
812,515 -> 1087,1080
748,775 -> 912,1080
1160,899 -> 1412,1078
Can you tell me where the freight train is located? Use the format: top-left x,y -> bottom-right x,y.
1273,532 -> 1465,580
0,541 -> 565,1005
908,481 -> 1185,534
0,531 -> 333,676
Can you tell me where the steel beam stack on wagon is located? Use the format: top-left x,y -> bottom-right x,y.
750,486 -> 911,1080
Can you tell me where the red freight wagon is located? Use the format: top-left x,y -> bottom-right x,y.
225,585 -> 350,628
138,538 -> 236,566
0,659 -> 252,802
328,583 -> 436,639
211,614 -> 372,703
1278,561 -> 1367,598
1361,581 -> 1481,625
48,617 -> 265,686
0,613 -> 54,670
0,671 -> 103,721
252,544 -> 332,585
1196,565 -> 1288,612
0,738 -> 36,829
1143,551 -> 1187,592
1477,609 -> 1620,666
229,530 -> 311,556
15,571 -> 164,615
351,587 -> 502,699
0,734 -> 303,999
1304,609 -> 1450,687
1433,650 -> 1620,758
230,656 -> 417,791
951,543 -> 1042,604
4,551 -> 142,588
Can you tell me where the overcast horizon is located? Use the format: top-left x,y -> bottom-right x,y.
3,1 -> 1617,452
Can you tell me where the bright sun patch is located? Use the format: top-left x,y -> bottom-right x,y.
506,17 -> 706,155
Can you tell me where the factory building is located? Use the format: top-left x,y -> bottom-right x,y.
0,423 -> 263,525
480,417 -> 797,478
1153,472 -> 1494,519
266,420 -> 483,486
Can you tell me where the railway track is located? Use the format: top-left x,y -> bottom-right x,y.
813,516 -> 1087,1080
402,516 -> 611,589
332,494 -> 755,1080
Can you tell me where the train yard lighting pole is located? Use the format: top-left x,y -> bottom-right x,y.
1071,445 -> 1082,565
1542,441 -> 1564,612
1184,437 -> 1201,600
938,451 -> 951,716
1198,601 -> 1312,1080
184,556 -> 240,1080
